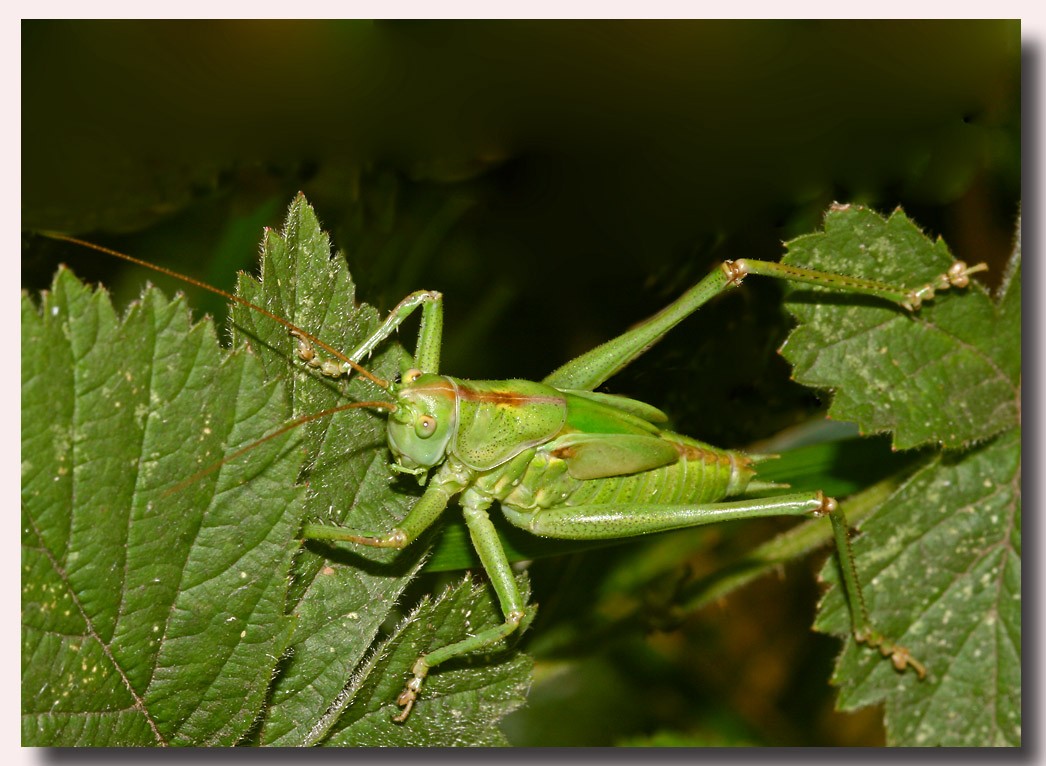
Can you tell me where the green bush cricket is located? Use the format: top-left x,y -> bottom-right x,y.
46,220 -> 988,724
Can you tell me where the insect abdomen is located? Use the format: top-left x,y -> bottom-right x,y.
560,433 -> 752,506
490,433 -> 754,512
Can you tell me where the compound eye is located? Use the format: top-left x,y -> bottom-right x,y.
415,414 -> 437,438
403,369 -> 423,384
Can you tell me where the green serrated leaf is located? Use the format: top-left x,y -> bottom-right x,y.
22,269 -> 304,746
23,196 -> 534,747
225,194 -> 427,746
816,428 -> 1021,746
780,204 -> 1018,450
788,206 -> 1021,746
316,574 -> 533,746
236,197 -> 530,746
28,195 -> 1017,746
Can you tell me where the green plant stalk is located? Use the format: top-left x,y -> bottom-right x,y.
679,470 -> 914,614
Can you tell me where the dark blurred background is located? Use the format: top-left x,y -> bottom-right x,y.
23,20 -> 1021,443
22,20 -> 1021,745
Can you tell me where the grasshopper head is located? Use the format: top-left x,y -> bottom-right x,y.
386,369 -> 457,474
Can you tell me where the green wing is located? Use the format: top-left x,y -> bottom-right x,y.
559,388 -> 668,426
549,432 -> 680,480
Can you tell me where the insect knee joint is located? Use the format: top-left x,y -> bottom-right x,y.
722,259 -> 750,286
812,491 -> 837,516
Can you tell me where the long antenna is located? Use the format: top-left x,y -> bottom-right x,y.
42,232 -> 391,391
164,401 -> 397,496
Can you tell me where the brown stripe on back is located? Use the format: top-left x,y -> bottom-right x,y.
671,440 -> 743,470
454,382 -> 565,407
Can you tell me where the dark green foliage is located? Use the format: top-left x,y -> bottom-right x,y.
783,206 -> 1021,746
21,199 -> 530,746
22,199 -> 1019,746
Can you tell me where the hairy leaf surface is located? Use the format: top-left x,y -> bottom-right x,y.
22,269 -> 303,745
21,197 -> 531,746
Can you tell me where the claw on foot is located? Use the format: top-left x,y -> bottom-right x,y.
391,659 -> 430,723
856,628 -> 928,680
392,676 -> 424,723
290,329 -> 348,378
903,260 -> 988,310
881,642 -> 928,680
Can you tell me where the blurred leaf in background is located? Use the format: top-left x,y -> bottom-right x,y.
23,20 -> 1019,385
